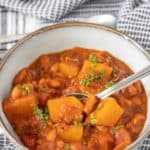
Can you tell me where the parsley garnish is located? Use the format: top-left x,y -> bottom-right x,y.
73,121 -> 87,127
82,122 -> 87,126
97,70 -> 105,79
104,77 -> 119,89
34,105 -> 43,120
73,121 -> 81,126
34,106 -> 50,121
64,143 -> 71,150
21,85 -> 30,95
115,125 -> 124,130
80,70 -> 105,86
80,78 -> 90,86
91,118 -> 97,125
43,107 -> 49,121
88,54 -> 99,65
90,114 -> 97,125
105,81 -> 114,89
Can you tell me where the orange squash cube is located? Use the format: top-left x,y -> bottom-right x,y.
3,95 -> 36,123
93,97 -> 124,126
59,62 -> 79,78
78,60 -> 113,80
57,125 -> 83,142
47,96 -> 83,123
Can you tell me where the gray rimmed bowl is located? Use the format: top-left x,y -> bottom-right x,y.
0,22 -> 149,150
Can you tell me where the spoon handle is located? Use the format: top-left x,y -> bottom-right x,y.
96,65 -> 150,99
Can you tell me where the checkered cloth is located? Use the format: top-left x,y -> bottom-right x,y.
0,0 -> 150,149
117,0 -> 150,52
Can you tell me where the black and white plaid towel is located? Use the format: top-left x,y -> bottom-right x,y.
0,0 -> 150,149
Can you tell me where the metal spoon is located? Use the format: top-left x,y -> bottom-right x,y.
67,65 -> 150,99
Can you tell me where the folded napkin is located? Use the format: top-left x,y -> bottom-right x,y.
0,0 -> 150,150
0,0 -> 88,21
117,0 -> 150,51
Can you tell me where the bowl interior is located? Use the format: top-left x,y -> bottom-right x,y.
0,23 -> 149,149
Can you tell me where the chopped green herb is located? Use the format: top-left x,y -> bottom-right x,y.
115,125 -> 124,130
91,70 -> 104,80
44,107 -> 49,113
64,143 -> 71,150
73,121 -> 81,126
89,72 -> 97,80
98,70 -> 105,79
21,85 -> 30,95
80,79 -> 90,86
88,54 -> 99,65
40,86 -> 47,92
104,77 -> 119,89
105,81 -> 114,89
90,114 -> 97,126
34,106 -> 50,121
82,122 -> 87,126
91,118 -> 97,125
80,70 -> 105,86
43,113 -> 49,121
73,121 -> 87,126
34,106 -> 44,120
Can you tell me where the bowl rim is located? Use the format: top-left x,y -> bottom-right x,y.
0,22 -> 149,150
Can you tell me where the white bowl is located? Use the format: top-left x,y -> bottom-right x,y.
0,22 -> 149,150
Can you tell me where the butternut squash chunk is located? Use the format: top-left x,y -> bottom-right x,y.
47,98 -> 61,121
78,60 -> 113,80
3,95 -> 36,123
57,125 -> 83,142
93,97 -> 124,126
59,62 -> 79,78
47,96 -> 83,123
